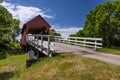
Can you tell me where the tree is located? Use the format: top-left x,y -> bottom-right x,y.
69,34 -> 76,37
75,1 -> 120,47
50,29 -> 61,36
0,5 -> 13,41
0,5 -> 20,51
0,5 -> 20,41
11,19 -> 21,41
76,30 -> 84,37
0,0 -> 3,3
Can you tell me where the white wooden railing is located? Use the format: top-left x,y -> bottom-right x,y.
54,36 -> 102,49
26,34 -> 102,56
26,34 -> 52,57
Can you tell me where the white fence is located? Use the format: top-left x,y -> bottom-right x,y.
54,36 -> 102,49
26,34 -> 102,51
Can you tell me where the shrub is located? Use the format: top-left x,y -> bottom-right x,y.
0,52 -> 7,59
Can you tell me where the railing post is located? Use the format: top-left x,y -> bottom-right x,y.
32,34 -> 33,46
84,39 -> 86,47
75,38 -> 77,45
47,35 -> 51,57
34,35 -> 36,47
36,35 -> 38,49
94,39 -> 97,50
41,35 -> 43,52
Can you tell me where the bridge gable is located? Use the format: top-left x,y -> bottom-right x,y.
21,15 -> 51,45
21,15 -> 51,34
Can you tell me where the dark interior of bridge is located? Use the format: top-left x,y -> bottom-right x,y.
28,26 -> 48,34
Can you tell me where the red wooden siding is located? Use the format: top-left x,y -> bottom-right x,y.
21,15 -> 51,46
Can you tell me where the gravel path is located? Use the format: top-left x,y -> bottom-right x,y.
53,42 -> 120,65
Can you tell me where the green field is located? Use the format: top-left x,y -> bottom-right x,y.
0,53 -> 120,80
98,47 -> 120,55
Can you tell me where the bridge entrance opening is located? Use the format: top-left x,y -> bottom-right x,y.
28,26 -> 48,34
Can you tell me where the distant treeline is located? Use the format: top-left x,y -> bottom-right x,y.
70,1 -> 120,48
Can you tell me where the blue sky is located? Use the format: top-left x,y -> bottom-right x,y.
1,0 -> 112,38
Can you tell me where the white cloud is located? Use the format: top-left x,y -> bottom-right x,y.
1,1 -> 82,40
1,1 -> 54,28
52,25 -> 83,39
1,1 -> 54,40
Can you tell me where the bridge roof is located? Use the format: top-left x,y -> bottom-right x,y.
21,15 -> 51,34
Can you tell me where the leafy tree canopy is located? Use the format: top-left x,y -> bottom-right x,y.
0,5 -> 20,41
50,29 -> 61,36
0,0 -> 3,3
0,5 -> 20,51
73,1 -> 120,47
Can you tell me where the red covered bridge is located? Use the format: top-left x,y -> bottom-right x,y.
21,15 -> 51,46
20,14 -> 102,58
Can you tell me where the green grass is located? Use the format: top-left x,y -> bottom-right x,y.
0,53 -> 120,80
0,53 -> 27,80
97,47 -> 120,55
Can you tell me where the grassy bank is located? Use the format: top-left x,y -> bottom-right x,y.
98,47 -> 120,55
0,53 -> 120,80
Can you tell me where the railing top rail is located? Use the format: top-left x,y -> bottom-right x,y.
27,34 -> 102,41
68,37 -> 102,40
